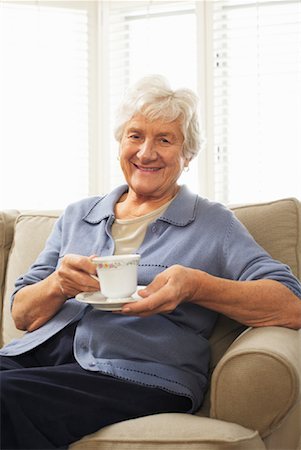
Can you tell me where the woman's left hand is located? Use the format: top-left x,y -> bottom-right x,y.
121,265 -> 196,317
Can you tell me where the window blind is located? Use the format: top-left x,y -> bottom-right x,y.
212,0 -> 301,205
102,1 -> 200,193
0,1 -> 94,209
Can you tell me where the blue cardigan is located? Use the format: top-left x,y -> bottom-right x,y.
1,185 -> 301,412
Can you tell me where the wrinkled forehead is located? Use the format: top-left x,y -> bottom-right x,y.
124,114 -> 184,137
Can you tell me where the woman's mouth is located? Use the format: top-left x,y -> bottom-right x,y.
133,163 -> 162,172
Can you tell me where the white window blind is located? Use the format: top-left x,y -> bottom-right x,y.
101,1 -> 200,193
0,1 -> 95,210
212,0 -> 301,205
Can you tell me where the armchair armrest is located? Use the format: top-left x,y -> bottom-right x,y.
210,326 -> 301,437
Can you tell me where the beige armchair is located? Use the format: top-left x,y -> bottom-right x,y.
0,198 -> 300,450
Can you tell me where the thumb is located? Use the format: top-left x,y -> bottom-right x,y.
138,272 -> 167,298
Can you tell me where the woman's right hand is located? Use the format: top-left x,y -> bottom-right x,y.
12,254 -> 99,332
56,254 -> 100,299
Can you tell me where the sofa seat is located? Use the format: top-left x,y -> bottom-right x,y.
70,414 -> 266,450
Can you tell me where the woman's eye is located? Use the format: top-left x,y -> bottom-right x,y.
128,134 -> 141,141
160,138 -> 171,145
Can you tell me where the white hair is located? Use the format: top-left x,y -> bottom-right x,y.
114,75 -> 203,160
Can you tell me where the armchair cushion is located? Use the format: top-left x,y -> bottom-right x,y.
70,414 -> 266,450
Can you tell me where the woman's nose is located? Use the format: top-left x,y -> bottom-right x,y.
136,140 -> 157,160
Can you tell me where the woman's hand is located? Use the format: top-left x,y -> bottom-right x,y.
56,254 -> 99,299
121,265 -> 196,317
12,254 -> 100,332
121,263 -> 301,329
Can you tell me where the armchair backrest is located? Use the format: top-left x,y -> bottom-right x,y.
0,210 -> 61,346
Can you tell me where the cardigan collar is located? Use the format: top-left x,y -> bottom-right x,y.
83,184 -> 198,227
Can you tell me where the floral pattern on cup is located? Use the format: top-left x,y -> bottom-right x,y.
97,260 -> 139,270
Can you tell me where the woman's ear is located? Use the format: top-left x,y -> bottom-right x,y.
184,156 -> 191,170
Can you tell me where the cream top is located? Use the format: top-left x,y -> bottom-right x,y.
112,199 -> 173,255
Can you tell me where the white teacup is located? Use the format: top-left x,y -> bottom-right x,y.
91,254 -> 140,299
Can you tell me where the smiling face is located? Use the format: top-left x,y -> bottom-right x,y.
119,114 -> 189,201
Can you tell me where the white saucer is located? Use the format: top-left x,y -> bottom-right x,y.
75,286 -> 145,311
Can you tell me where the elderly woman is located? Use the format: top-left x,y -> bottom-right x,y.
1,75 -> 301,450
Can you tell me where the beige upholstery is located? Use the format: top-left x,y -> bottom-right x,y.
232,198 -> 301,278
1,211 -> 60,345
70,414 -> 266,450
0,198 -> 300,450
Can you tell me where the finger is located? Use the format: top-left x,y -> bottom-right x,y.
122,284 -> 173,316
90,274 -> 99,282
62,254 -> 96,276
88,255 -> 99,275
76,271 -> 100,291
137,273 -> 168,298
58,264 -> 99,295
71,255 -> 98,277
75,255 -> 98,276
